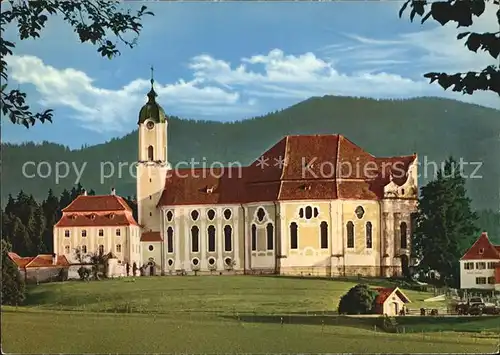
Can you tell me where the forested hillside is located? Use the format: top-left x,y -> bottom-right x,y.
2,95 -> 500,211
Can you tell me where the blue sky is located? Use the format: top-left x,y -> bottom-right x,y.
3,1 -> 499,148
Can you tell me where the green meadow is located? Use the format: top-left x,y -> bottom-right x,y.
2,276 -> 499,353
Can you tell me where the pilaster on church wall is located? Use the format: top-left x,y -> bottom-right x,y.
244,205 -> 250,270
393,212 -> 401,256
173,207 -> 182,270
216,207 -> 224,271
381,212 -> 388,257
182,207 -> 190,270
330,200 -> 342,258
233,206 -> 241,269
386,211 -> 394,260
200,208 -> 207,269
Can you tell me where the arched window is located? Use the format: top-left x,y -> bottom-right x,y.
191,226 -> 199,252
290,222 -> 298,249
346,221 -> 354,248
251,224 -> 257,251
167,227 -> 174,253
366,222 -> 373,249
266,223 -> 274,250
98,229 -> 104,237
224,225 -> 232,252
320,221 -> 328,249
305,206 -> 313,219
148,145 -> 154,161
400,222 -> 408,249
116,244 -> 122,253
207,225 -> 216,252
299,208 -> 304,218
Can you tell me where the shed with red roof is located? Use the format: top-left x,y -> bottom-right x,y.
373,287 -> 411,316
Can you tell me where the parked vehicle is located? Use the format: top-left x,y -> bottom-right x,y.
469,297 -> 484,306
482,304 -> 500,315
468,304 -> 484,316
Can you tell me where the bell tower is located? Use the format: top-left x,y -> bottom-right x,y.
136,67 -> 170,233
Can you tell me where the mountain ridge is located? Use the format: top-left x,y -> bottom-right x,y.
2,95 -> 499,211
4,95 -> 498,151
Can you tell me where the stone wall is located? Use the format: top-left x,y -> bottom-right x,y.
24,267 -> 68,284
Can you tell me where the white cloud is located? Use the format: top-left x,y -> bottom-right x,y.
321,2 -> 499,109
7,55 -> 247,132
190,49 -> 447,100
7,12 -> 499,136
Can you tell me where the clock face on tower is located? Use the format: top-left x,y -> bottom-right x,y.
146,121 -> 155,130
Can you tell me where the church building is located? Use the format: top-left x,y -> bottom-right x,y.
136,78 -> 419,277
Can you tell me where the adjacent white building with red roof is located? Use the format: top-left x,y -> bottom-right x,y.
460,232 -> 500,290
53,189 -> 141,267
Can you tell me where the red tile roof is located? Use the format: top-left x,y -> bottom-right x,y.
55,194 -> 137,227
62,195 -> 132,212
374,287 -> 410,305
158,134 -> 417,206
140,231 -> 162,242
8,253 -> 70,268
55,211 -> 137,227
461,232 -> 500,260
26,254 -> 70,268
7,252 -> 34,268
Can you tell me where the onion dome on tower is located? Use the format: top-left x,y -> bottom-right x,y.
138,67 -> 166,124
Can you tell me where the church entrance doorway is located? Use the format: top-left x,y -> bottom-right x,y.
147,259 -> 156,276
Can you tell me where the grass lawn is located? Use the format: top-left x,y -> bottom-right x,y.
20,275 -> 444,314
2,276 -> 499,353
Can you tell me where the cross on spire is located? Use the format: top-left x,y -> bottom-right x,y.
147,65 -> 157,102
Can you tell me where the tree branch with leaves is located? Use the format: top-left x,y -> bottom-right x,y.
399,0 -> 500,96
0,0 -> 154,128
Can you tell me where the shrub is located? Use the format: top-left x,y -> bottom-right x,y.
337,283 -> 378,315
1,240 -> 25,305
77,267 -> 91,281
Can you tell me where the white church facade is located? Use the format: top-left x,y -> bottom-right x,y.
135,79 -> 418,277
54,78 -> 419,278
